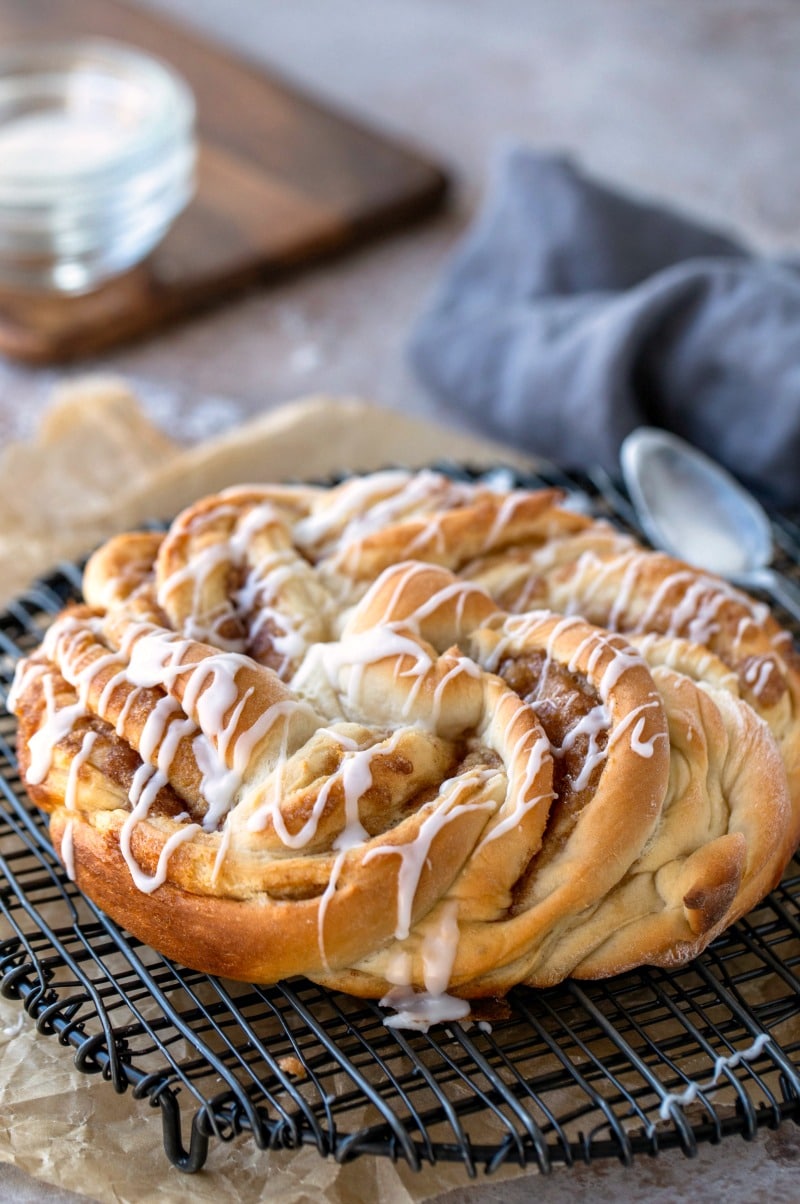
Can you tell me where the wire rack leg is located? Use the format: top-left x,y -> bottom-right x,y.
156,1090 -> 210,1173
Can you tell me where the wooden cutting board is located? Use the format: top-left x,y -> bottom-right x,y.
0,0 -> 448,364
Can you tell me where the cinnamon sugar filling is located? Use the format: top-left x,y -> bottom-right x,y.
496,651 -> 607,863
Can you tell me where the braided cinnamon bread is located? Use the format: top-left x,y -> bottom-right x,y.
9,470 -> 800,1021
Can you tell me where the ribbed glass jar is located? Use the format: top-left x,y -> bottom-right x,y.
0,39 -> 196,293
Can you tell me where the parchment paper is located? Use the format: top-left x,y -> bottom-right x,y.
0,379 -> 541,1204
0,377 -> 540,610
1,978 -> 524,1202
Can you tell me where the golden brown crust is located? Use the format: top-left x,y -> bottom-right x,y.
8,469 -> 799,1004
465,528 -> 800,820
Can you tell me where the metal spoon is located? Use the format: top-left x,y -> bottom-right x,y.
620,426 -> 800,622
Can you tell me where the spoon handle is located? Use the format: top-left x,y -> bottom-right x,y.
747,567 -> 800,625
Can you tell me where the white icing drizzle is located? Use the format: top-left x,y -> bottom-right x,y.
381,899 -> 471,1032
210,815 -> 233,885
41,610 -> 103,661
119,764 -> 165,890
232,500 -> 285,545
363,779 -> 495,941
743,656 -> 776,700
607,699 -> 666,758
146,824 -> 204,891
477,730 -> 551,848
399,484 -> 529,561
607,552 -> 645,631
482,491 -> 528,552
654,1032 -> 771,1124
380,985 -> 471,1031
629,713 -> 660,758
430,655 -> 483,727
25,674 -> 87,786
310,732 -> 403,965
558,704 -> 611,791
315,848 -> 348,972
566,550 -> 771,669
247,732 -> 389,846
123,627 -> 315,779
193,732 -> 240,832
294,627 -> 435,723
669,577 -> 727,646
233,533 -> 326,676
39,617 -> 320,890
335,740 -> 387,848
243,580 -> 308,674
404,510 -> 452,557
357,562 -> 495,641
119,761 -> 203,894
60,729 -> 98,881
235,698 -> 311,774
97,663 -> 132,716
7,656 -> 46,713
138,693 -> 182,762
114,684 -> 142,737
61,821 -> 76,883
294,471 -> 419,548
481,614 -> 662,791
44,620 -> 254,838
422,898 -> 462,995
158,498 -> 328,675
158,540 -> 244,649
294,470 -> 479,559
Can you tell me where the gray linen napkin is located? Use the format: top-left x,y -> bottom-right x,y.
409,148 -> 800,508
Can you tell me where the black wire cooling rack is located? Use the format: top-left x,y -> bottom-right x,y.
2,463 -> 800,1178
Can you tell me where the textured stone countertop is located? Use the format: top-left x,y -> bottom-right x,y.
3,2 -> 800,1200
4,0 -> 800,447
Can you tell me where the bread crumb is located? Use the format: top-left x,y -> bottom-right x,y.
278,1055 -> 307,1079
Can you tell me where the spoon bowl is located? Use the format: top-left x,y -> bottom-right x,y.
620,427 -> 800,621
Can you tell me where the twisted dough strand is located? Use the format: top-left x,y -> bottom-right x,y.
13,577 -> 555,984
